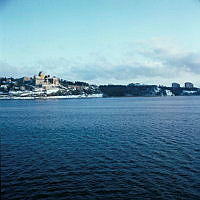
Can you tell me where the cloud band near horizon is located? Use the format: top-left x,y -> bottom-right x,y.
0,39 -> 200,87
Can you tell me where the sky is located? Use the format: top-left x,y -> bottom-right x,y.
0,0 -> 200,86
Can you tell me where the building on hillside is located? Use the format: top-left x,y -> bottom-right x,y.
19,77 -> 33,85
34,72 -> 45,86
185,82 -> 194,89
68,85 -> 85,90
46,76 -> 59,86
34,72 -> 59,88
22,77 -> 31,82
172,83 -> 180,88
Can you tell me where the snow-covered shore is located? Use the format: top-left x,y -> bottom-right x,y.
0,94 -> 103,100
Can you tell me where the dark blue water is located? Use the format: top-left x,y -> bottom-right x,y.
1,96 -> 200,200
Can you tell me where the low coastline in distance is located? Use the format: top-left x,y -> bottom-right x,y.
0,71 -> 200,100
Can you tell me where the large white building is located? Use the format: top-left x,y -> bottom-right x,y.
34,72 -> 59,89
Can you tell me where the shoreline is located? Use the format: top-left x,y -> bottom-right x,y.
0,94 -> 103,100
1,94 -> 199,100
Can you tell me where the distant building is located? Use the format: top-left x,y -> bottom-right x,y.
172,83 -> 180,88
185,82 -> 194,89
34,72 -> 59,88
46,76 -> 59,86
22,76 -> 31,82
68,85 -> 85,90
34,72 -> 45,86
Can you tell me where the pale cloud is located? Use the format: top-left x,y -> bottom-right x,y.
138,38 -> 200,74
0,38 -> 200,86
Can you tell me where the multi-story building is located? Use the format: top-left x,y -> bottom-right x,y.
34,72 -> 45,86
34,72 -> 59,88
185,82 -> 194,89
172,83 -> 180,88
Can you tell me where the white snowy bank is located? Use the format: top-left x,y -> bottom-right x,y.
0,93 -> 103,100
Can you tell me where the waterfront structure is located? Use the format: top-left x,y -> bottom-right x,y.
185,82 -> 194,89
172,83 -> 180,88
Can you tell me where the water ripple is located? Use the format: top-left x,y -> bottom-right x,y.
1,97 -> 200,200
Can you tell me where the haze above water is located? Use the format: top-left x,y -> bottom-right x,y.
1,96 -> 200,200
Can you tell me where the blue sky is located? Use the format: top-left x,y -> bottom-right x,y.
0,0 -> 200,86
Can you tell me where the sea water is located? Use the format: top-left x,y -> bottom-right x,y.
1,96 -> 200,200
